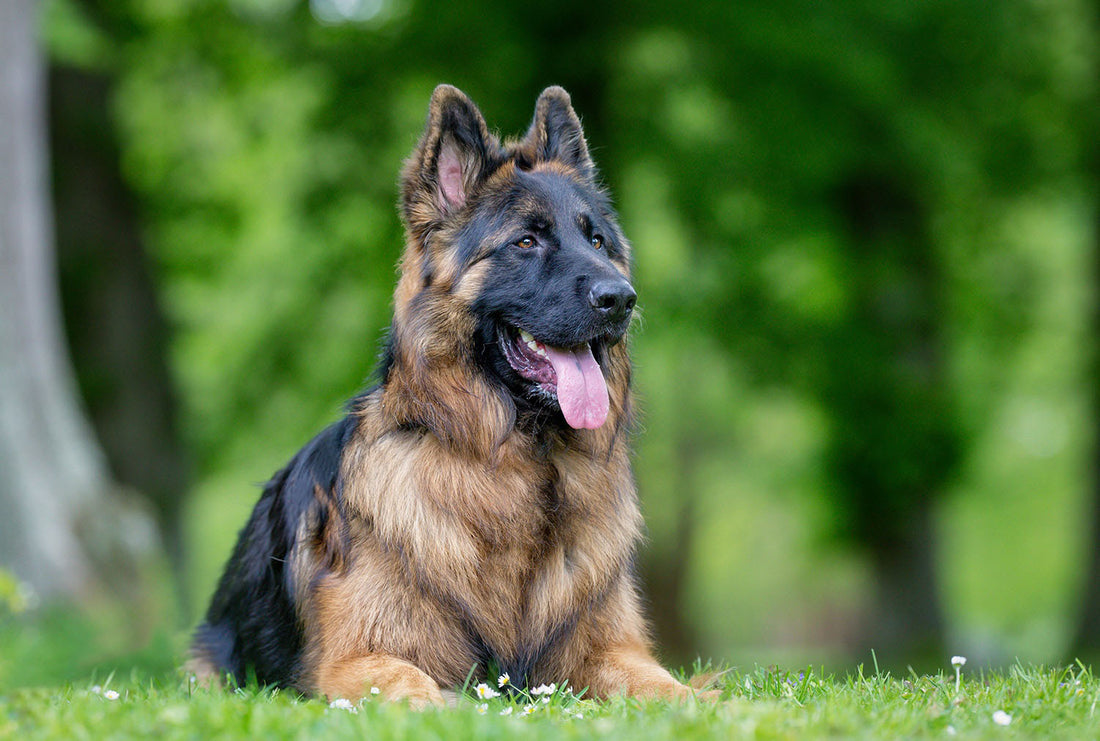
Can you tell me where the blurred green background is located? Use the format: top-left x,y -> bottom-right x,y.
2,0 -> 1098,689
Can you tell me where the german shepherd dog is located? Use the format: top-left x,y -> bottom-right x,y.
190,85 -> 700,707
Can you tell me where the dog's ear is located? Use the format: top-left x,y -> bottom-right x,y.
402,85 -> 497,228
519,86 -> 594,176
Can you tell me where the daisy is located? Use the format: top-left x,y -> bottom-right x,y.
951,656 -> 967,693
475,683 -> 501,700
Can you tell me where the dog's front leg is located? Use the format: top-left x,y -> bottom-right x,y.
314,653 -> 445,709
577,640 -> 701,701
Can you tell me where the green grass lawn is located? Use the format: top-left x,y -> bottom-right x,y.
4,663 -> 1099,740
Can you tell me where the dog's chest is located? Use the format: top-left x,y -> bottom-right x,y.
444,518 -> 580,674
449,463 -> 635,665
340,428 -> 638,670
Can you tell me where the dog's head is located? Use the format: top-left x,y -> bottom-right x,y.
385,85 -> 634,449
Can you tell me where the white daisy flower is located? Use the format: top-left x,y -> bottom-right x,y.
531,683 -> 556,696
370,686 -> 380,695
951,656 -> 967,693
476,703 -> 488,715
103,690 -> 120,701
499,706 -> 513,716
475,682 -> 501,700
992,710 -> 1012,726
498,673 -> 510,688
328,698 -> 357,713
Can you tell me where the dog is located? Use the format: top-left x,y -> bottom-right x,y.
189,84 -> 701,708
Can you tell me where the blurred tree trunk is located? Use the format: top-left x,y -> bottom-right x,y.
640,436 -> 701,665
824,172 -> 958,664
866,497 -> 946,661
1070,329 -> 1100,658
0,0 -> 158,604
49,62 -> 191,611
1068,83 -> 1100,657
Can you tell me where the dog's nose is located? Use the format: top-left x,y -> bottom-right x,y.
588,279 -> 637,324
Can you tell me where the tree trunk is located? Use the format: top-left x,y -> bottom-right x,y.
1070,441 -> 1100,658
824,171 -> 957,666
640,436 -> 700,666
1066,128 -> 1100,659
865,497 -> 946,664
0,0 -> 158,604
50,63 -> 191,611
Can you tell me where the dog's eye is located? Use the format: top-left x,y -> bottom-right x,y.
591,234 -> 604,250
516,236 -> 535,249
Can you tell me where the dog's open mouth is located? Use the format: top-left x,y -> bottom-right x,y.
500,325 -> 609,430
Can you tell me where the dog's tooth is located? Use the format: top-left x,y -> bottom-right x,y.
519,329 -> 535,344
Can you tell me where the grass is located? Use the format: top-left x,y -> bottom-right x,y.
4,662 -> 1100,740
2,588 -> 1097,738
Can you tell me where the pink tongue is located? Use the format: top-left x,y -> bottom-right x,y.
543,343 -> 609,430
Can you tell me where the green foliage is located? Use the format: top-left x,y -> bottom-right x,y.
0,569 -> 33,617
6,664 -> 1100,740
0,605 -> 180,693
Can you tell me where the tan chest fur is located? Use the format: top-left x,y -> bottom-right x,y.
299,391 -> 642,687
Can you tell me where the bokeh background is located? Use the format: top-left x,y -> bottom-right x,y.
1,0 -> 1097,689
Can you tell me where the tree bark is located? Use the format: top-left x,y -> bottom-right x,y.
50,63 -> 191,608
0,0 -> 158,604
1069,427 -> 1100,658
864,497 -> 946,663
824,171 -> 956,665
640,436 -> 700,666
1066,127 -> 1100,659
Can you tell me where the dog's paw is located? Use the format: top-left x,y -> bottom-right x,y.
377,674 -> 446,710
687,670 -> 727,701
666,681 -> 722,703
316,655 -> 446,710
692,687 -> 723,702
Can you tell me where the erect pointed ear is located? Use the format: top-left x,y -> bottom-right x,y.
402,85 -> 498,228
519,86 -> 594,176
